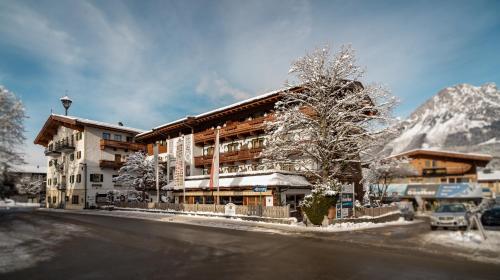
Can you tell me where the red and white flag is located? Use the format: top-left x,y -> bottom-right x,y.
209,128 -> 220,198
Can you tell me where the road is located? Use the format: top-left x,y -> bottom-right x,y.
1,209 -> 499,280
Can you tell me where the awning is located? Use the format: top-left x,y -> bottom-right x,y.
178,172 -> 311,190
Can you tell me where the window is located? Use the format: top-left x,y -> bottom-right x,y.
252,138 -> 265,149
53,178 -> 58,184
90,174 -> 103,182
65,196 -> 69,202
425,160 -> 431,167
227,166 -> 238,173
449,178 -> 456,183
76,174 -> 81,183
69,175 -> 75,183
441,178 -> 447,183
102,132 -> 111,140
204,146 -> 214,156
126,136 -> 133,142
70,153 -> 75,161
48,178 -> 52,186
226,142 -> 239,152
114,134 -> 122,141
52,197 -> 56,203
76,132 -> 83,141
72,195 -> 79,204
77,151 -> 82,159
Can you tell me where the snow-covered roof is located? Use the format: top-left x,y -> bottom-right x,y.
478,170 -> 500,181
10,165 -> 47,174
178,171 -> 310,190
389,148 -> 492,162
138,86 -> 293,139
51,114 -> 145,133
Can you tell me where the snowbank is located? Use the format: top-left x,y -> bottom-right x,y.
423,230 -> 500,253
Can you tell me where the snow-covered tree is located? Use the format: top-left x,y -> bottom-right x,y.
264,45 -> 397,193
0,86 -> 27,199
16,177 -> 43,198
113,151 -> 167,200
362,156 -> 417,205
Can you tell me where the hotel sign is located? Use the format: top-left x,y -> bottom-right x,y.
253,185 -> 267,192
405,184 -> 439,198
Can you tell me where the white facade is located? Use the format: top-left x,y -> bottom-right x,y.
43,117 -> 143,209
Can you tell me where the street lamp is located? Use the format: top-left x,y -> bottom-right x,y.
60,95 -> 72,116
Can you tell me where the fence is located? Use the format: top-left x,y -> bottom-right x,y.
355,206 -> 398,218
113,201 -> 290,219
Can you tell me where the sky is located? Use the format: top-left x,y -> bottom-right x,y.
1,0 -> 499,169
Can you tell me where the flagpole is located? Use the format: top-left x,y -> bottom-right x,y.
216,126 -> 220,205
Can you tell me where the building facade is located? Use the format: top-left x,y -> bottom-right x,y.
8,165 -> 47,203
389,149 -> 492,184
34,114 -> 145,209
137,87 -> 362,208
478,169 -> 500,197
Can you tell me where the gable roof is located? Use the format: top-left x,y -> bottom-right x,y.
34,114 -> 145,146
136,86 -> 299,141
390,149 -> 492,163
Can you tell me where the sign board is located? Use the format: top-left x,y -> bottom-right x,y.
265,196 -> 273,207
341,184 -> 354,193
253,185 -> 267,192
224,203 -> 236,216
405,184 -> 439,198
341,193 -> 354,208
436,184 -> 482,198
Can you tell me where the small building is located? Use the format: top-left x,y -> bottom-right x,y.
389,149 -> 492,184
478,169 -> 500,197
8,165 -> 47,203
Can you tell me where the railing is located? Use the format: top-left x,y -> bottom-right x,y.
113,202 -> 290,219
54,138 -> 75,152
99,160 -> 125,169
355,206 -> 398,218
100,139 -> 145,151
194,147 -> 263,167
194,115 -> 274,143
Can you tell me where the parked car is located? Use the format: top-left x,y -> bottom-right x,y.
430,203 -> 468,230
481,206 -> 500,226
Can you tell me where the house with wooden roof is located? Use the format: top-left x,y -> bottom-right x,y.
388,149 -> 492,184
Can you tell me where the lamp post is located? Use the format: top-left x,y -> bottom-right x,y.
60,95 -> 72,116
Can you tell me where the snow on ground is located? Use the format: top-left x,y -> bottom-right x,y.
421,230 -> 500,264
0,199 -> 39,208
321,217 -> 415,232
0,213 -> 87,273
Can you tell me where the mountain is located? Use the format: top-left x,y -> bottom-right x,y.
384,83 -> 500,167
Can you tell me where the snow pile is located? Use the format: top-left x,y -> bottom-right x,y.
423,230 -> 500,254
0,200 -> 39,208
322,217 -> 414,232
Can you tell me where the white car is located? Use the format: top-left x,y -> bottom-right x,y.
430,203 -> 468,230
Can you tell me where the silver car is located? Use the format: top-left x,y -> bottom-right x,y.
430,203 -> 468,230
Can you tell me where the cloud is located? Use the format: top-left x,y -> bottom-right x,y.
196,72 -> 250,101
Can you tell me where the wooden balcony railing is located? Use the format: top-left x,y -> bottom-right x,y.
193,147 -> 263,167
194,115 -> 274,144
100,139 -> 145,151
99,160 -> 125,169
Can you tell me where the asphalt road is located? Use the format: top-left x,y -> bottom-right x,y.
1,209 -> 499,280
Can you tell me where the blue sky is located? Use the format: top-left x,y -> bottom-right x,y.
1,0 -> 499,168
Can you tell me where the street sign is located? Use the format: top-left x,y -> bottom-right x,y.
253,185 -> 267,192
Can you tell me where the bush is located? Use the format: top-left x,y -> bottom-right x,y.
301,183 -> 338,225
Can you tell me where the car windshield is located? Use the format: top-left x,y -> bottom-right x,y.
435,204 -> 466,213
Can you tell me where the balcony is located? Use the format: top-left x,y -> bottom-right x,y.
100,139 -> 145,151
54,138 -> 75,153
421,166 -> 471,176
194,115 -> 274,144
194,147 -> 263,167
44,146 -> 61,157
99,160 -> 125,169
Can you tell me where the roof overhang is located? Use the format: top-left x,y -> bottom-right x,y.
389,149 -> 492,166
34,115 -> 83,147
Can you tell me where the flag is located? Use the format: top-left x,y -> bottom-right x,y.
209,128 -> 220,195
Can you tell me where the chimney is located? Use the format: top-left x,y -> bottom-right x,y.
118,122 -> 124,126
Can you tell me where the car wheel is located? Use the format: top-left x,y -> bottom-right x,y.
430,226 -> 438,231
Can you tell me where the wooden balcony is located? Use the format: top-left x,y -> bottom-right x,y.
100,139 -> 145,151
194,115 -> 274,144
99,160 -> 124,169
194,147 -> 263,167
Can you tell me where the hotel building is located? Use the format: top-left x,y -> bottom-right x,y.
137,87 -> 363,208
34,114 -> 145,209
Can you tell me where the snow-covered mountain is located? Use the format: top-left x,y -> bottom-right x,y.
384,83 -> 500,167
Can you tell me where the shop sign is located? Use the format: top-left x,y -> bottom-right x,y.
436,184 -> 482,198
405,184 -> 439,197
253,185 -> 267,192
